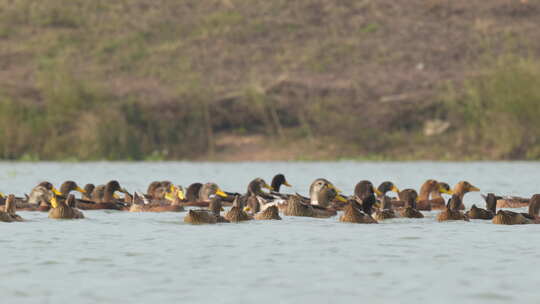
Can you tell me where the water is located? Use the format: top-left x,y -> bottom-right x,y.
1,162 -> 540,304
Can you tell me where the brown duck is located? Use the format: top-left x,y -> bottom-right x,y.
48,194 -> 85,219
399,189 -> 424,218
183,183 -> 229,207
417,180 -> 454,211
492,194 -> 540,225
466,193 -> 499,220
436,195 -> 469,222
0,195 -> 23,222
340,181 -> 378,224
373,182 -> 397,221
224,196 -> 253,222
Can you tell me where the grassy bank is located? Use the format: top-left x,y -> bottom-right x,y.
0,0 -> 539,160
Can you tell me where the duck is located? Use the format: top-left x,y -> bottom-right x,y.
0,195 -> 23,222
399,189 -> 424,218
48,194 -> 85,219
77,180 -> 128,210
224,196 -> 253,222
311,186 -> 343,218
183,195 -> 228,224
375,181 -> 399,219
183,183 -> 229,207
492,194 -> 540,225
242,178 -> 277,213
254,205 -> 282,220
26,181 -> 62,208
416,180 -> 454,211
466,193 -> 499,220
129,186 -> 186,212
436,195 -> 469,222
340,199 -> 378,224
340,181 -> 378,224
282,182 -> 343,218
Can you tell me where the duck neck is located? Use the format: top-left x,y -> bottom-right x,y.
418,182 -> 433,201
271,178 -> 282,193
103,185 -> 116,203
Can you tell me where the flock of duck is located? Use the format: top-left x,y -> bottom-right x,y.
0,174 -> 539,225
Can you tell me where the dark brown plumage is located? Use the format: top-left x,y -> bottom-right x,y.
466,193 -> 498,220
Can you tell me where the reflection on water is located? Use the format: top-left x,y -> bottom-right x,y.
1,162 -> 540,304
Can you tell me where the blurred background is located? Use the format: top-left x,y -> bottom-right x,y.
0,0 -> 539,161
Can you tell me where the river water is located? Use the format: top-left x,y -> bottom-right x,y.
1,162 -> 539,304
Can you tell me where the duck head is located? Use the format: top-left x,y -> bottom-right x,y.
199,183 -> 228,201
271,174 -> 291,192
453,181 -> 480,197
186,183 -> 203,202
83,184 -> 95,196
38,181 -> 63,196
59,181 -> 86,196
310,178 -> 341,205
377,181 -> 399,197
437,182 -> 453,195
247,178 -> 273,196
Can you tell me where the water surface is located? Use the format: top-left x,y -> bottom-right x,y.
1,162 -> 539,304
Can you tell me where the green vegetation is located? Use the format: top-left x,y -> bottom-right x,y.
0,0 -> 539,160
446,55 -> 540,159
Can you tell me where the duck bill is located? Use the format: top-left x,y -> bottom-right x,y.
329,184 -> 342,193
440,187 -> 453,195
75,186 -> 86,194
336,194 -> 348,203
52,187 -> 63,196
0,192 -> 4,198
243,206 -> 251,212
470,186 -> 480,192
391,185 -> 400,193
373,187 -> 383,196
216,189 -> 228,198
263,184 -> 274,191
177,189 -> 186,200
283,181 -> 292,187
50,196 -> 59,208
164,193 -> 175,202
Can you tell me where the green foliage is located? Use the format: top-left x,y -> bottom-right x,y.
447,55 -> 540,159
